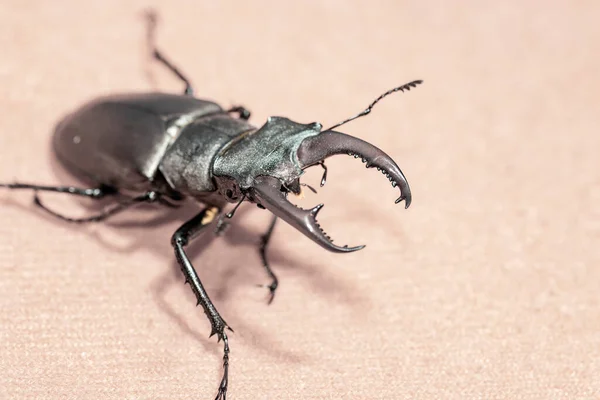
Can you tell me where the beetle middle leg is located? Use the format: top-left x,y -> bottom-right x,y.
259,215 -> 279,304
0,182 -> 120,220
0,181 -> 181,222
171,207 -> 232,400
33,190 -> 165,223
0,182 -> 116,199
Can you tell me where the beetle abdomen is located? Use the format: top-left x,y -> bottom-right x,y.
53,93 -> 223,191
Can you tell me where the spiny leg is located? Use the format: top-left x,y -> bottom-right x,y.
171,207 -> 232,400
33,190 -> 162,223
259,215 -> 279,304
145,10 -> 194,96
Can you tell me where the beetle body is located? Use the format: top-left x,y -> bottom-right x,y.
54,93 -> 250,202
53,92 -> 332,212
2,14 -> 420,400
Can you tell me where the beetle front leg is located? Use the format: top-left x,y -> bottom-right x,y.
259,215 -> 279,304
171,206 -> 232,400
226,106 -> 251,121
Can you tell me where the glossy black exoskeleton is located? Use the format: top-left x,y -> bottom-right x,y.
1,12 -> 420,400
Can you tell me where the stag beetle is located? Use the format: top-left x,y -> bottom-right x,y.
1,13 -> 421,400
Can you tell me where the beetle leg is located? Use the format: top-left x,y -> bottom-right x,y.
152,49 -> 194,96
258,215 -> 279,304
31,190 -> 161,223
214,195 -> 245,236
171,207 -> 232,400
318,161 -> 328,187
0,182 -> 116,199
226,106 -> 251,120
145,10 -> 194,96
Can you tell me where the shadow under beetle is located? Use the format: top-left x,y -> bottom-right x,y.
1,12 -> 421,400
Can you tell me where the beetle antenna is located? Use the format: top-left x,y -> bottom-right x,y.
325,80 -> 423,131
226,195 -> 246,219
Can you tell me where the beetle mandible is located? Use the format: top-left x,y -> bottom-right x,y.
1,12 -> 421,400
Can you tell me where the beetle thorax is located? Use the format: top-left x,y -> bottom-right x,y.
212,117 -> 322,199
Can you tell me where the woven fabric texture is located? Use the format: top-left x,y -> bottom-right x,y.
1,2 -> 598,399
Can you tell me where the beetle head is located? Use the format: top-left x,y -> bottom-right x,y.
213,116 -> 411,253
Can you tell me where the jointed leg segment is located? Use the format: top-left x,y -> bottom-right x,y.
145,10 -> 194,96
33,191 -> 160,223
0,182 -> 176,223
259,215 -> 279,304
226,106 -> 251,120
0,182 -> 115,198
171,207 -> 232,400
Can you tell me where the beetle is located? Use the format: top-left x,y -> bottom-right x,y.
1,12 -> 420,400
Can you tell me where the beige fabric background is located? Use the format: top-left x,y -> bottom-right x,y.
1,1 -> 598,399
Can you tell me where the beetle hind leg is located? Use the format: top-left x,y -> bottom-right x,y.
145,10 -> 195,96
